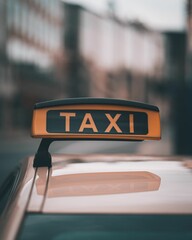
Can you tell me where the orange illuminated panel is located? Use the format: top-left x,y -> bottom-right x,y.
31,98 -> 161,141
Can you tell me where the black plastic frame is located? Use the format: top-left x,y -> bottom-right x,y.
34,98 -> 159,112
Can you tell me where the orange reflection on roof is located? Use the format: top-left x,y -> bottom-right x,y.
36,171 -> 161,197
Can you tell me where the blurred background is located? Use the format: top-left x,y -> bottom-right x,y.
0,0 -> 192,185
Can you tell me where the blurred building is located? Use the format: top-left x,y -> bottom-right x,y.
183,0 -> 192,155
0,0 -> 188,157
64,3 -> 166,118
64,4 -> 169,125
186,0 -> 192,80
64,3 -> 189,155
0,0 -> 65,133
0,0 -> 14,131
163,32 -> 186,155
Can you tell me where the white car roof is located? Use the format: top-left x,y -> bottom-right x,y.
27,154 -> 192,214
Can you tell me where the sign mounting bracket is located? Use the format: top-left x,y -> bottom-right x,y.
33,138 -> 53,168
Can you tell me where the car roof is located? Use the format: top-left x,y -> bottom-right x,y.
2,154 -> 192,240
27,154 -> 192,214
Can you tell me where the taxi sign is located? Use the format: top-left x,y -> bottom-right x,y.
32,98 -> 161,167
32,98 -> 161,141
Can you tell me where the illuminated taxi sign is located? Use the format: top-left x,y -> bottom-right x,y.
32,98 -> 161,141
47,110 -> 148,135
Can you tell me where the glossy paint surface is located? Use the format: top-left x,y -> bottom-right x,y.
27,154 -> 192,214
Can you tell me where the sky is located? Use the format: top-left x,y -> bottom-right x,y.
63,0 -> 186,31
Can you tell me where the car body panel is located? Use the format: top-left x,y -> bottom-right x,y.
1,154 -> 192,240
27,154 -> 192,214
0,158 -> 35,240
27,167 -> 49,212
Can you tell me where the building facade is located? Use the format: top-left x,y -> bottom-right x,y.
0,0 -> 187,155
0,0 -> 65,133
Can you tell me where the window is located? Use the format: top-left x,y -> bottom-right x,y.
18,213 -> 192,240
